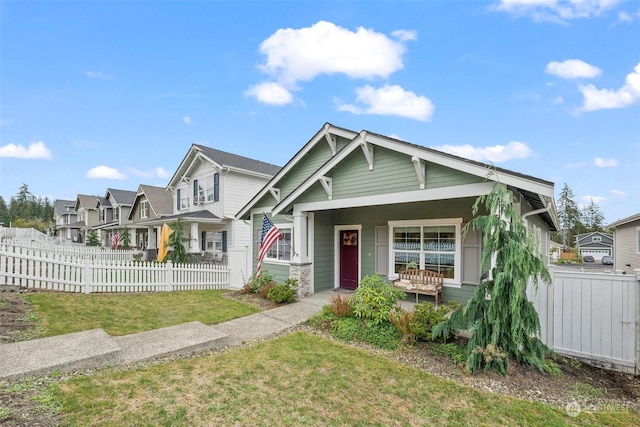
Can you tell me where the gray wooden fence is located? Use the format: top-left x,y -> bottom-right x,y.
528,266 -> 639,374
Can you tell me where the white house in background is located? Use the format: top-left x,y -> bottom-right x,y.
607,212 -> 640,274
574,231 -> 613,261
127,184 -> 174,251
138,144 -> 281,285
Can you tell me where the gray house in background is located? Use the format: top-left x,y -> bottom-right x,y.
127,184 -> 174,251
94,188 -> 137,247
575,231 -> 613,261
52,199 -> 79,242
608,212 -> 640,274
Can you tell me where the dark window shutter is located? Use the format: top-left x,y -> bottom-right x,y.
176,189 -> 181,210
214,173 -> 219,202
201,231 -> 206,251
193,179 -> 198,198
222,230 -> 227,252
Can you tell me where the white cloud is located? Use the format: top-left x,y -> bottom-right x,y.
86,166 -> 126,180
0,141 -> 52,159
611,189 -> 627,196
337,85 -> 434,122
85,70 -> 114,80
244,82 -> 293,105
594,157 -> 618,167
257,20 -> 411,85
618,10 -> 633,21
127,166 -> 172,179
494,0 -> 623,22
430,140 -> 534,163
580,62 -> 640,111
183,116 -> 193,125
545,59 -> 602,79
391,29 -> 417,42
582,194 -> 606,204
553,95 -> 565,104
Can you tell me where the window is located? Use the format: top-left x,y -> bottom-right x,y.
113,207 -> 119,222
389,219 -> 461,282
202,231 -> 227,252
258,226 -> 292,261
203,173 -> 220,202
177,188 -> 189,210
194,179 -> 204,203
592,235 -> 602,243
140,201 -> 149,219
636,228 -> 640,253
100,208 -> 105,222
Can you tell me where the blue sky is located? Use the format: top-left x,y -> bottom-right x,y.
1,0 -> 638,224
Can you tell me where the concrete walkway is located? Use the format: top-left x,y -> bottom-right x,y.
0,291 -> 333,382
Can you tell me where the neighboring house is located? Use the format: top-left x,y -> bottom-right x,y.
574,231 -> 613,261
53,199 -> 80,242
93,188 -> 137,247
237,123 -> 559,302
127,184 -> 174,251
549,240 -> 562,262
73,194 -> 100,244
607,212 -> 640,273
139,143 -> 281,268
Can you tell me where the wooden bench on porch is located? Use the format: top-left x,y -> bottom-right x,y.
391,269 -> 444,307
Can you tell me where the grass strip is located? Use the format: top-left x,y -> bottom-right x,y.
22,290 -> 258,336
54,332 -> 639,426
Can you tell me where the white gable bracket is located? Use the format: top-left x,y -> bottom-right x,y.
319,176 -> 333,200
269,188 -> 281,203
411,156 -> 426,189
324,133 -> 337,156
359,133 -> 374,170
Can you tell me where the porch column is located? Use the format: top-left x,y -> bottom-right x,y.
148,226 -> 157,249
292,210 -> 308,263
190,222 -> 199,252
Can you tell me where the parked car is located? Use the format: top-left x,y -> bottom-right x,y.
601,256 -> 613,265
582,255 -> 595,263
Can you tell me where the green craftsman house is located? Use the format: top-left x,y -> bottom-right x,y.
237,123 -> 559,304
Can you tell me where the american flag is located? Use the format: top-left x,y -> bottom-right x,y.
256,215 -> 282,276
112,231 -> 121,247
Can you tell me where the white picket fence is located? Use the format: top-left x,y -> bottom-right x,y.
528,266 -> 640,374
0,242 -> 229,293
2,239 -> 139,262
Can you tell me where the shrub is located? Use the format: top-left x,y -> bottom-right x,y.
390,308 -> 415,343
246,271 -> 275,294
259,283 -> 276,299
267,284 -> 296,304
411,301 -> 461,342
331,317 -> 402,350
430,342 -> 466,367
327,293 -> 353,317
349,275 -> 405,325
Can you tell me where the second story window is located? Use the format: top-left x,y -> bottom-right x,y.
100,208 -> 105,222
140,201 -> 149,219
205,173 -> 220,202
114,207 -> 119,222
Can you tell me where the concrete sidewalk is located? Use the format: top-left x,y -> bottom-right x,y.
0,291 -> 332,382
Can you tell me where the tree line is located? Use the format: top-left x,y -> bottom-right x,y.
0,183 -> 54,232
555,182 -> 606,247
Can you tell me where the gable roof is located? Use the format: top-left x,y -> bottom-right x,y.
53,199 -> 76,216
607,212 -> 640,228
128,184 -> 173,221
74,194 -> 99,211
167,143 -> 282,189
237,123 -> 558,230
105,188 -> 136,206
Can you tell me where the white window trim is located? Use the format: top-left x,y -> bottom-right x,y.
334,224 -> 362,290
262,224 -> 293,263
636,227 -> 640,254
388,218 -> 462,286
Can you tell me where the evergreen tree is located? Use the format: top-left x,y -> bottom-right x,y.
166,217 -> 190,263
434,181 -> 551,376
582,199 -> 605,232
556,183 -> 580,247
87,229 -> 100,246
0,196 -> 8,225
119,226 -> 132,250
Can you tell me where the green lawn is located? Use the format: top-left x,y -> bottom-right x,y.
54,331 -> 638,426
22,290 -> 259,337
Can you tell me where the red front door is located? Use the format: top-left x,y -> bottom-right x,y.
339,230 -> 359,289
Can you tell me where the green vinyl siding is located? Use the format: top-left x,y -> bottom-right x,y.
313,211 -> 335,292
279,142 -> 336,198
442,284 -> 476,305
258,262 -> 290,284
425,163 -> 484,189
